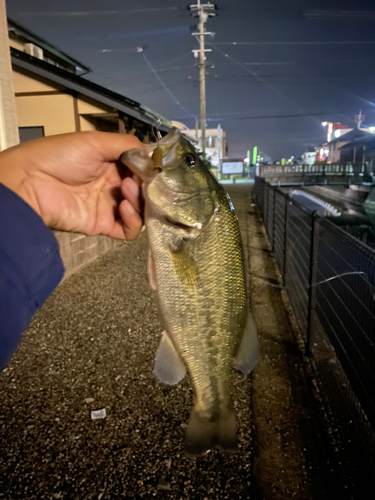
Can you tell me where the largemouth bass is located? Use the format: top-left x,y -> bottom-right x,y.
121,128 -> 259,455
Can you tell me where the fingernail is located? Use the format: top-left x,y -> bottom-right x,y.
127,179 -> 139,197
125,201 -> 135,214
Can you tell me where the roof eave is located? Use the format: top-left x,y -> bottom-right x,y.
10,49 -> 170,132
8,18 -> 90,74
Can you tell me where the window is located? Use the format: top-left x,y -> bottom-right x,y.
205,137 -> 216,148
19,126 -> 45,143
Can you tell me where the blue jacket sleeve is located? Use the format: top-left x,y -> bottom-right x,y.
0,184 -> 65,371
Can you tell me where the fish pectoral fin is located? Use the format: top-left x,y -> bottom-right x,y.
148,249 -> 157,290
153,331 -> 186,385
234,312 -> 260,376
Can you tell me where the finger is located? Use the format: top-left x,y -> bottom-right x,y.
132,173 -> 142,187
121,177 -> 142,214
119,199 -> 143,240
106,220 -> 127,240
88,131 -> 143,162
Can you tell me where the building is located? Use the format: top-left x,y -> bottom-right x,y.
319,128 -> 374,163
339,134 -> 375,176
7,18 -> 171,144
257,152 -> 272,164
321,121 -> 350,143
301,151 -> 316,165
2,16 -> 173,274
183,125 -> 226,167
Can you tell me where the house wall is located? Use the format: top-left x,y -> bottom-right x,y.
329,140 -> 349,163
77,98 -> 111,115
0,1 -> 19,150
8,38 -> 24,51
16,94 -> 76,135
184,127 -> 226,166
13,69 -> 63,93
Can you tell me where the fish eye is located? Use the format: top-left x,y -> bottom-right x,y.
184,153 -> 196,167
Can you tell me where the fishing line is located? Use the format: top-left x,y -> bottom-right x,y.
142,53 -> 195,119
248,271 -> 375,300
151,119 -> 163,142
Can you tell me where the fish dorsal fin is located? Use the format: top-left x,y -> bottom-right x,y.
234,312 -> 260,375
153,331 -> 186,385
148,249 -> 157,290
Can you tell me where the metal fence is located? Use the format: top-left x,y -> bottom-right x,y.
254,177 -> 375,436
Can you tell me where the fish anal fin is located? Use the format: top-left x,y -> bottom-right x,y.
153,331 -> 186,385
234,312 -> 260,376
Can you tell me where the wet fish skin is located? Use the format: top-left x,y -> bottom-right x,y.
121,128 -> 258,455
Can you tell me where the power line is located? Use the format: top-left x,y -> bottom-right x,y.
210,44 -> 322,127
141,52 -> 194,118
210,40 -> 375,46
20,7 -> 179,17
238,109 -> 375,121
173,107 -> 375,122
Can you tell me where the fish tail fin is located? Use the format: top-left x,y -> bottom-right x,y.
185,406 -> 237,456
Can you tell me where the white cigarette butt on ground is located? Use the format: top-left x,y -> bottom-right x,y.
91,408 -> 106,420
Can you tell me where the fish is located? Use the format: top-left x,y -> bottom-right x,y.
121,128 -> 259,455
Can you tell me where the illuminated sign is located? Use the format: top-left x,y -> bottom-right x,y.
222,162 -> 244,174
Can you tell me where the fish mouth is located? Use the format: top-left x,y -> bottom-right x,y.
163,215 -> 196,232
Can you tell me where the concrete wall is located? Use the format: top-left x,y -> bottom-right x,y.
55,231 -> 120,276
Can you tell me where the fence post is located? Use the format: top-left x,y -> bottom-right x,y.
272,188 -> 276,252
282,194 -> 289,287
306,211 -> 319,353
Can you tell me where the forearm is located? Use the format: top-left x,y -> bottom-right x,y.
0,184 -> 64,370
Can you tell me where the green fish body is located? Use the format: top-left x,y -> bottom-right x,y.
121,128 -> 259,455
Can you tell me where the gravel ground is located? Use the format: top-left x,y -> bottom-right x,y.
0,185 -> 347,499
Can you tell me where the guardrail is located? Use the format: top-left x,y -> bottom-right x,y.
254,177 -> 375,474
259,163 -> 358,177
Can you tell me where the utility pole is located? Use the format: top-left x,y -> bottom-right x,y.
217,123 -> 222,179
355,110 -> 365,130
189,1 -> 216,155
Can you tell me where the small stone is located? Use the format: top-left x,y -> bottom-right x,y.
85,398 -> 95,404
157,477 -> 171,490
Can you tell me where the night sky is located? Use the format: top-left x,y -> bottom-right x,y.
6,0 -> 375,160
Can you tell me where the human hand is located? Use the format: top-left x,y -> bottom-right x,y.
0,131 -> 144,240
